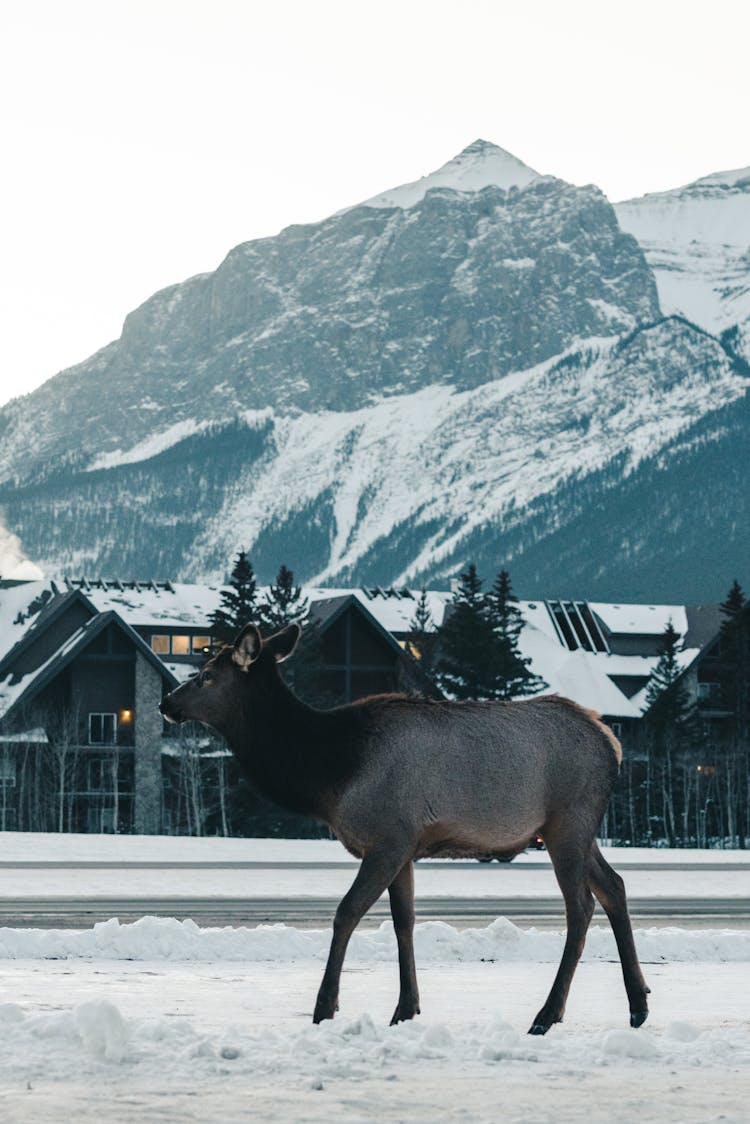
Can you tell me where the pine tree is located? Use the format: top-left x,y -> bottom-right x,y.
262,565 -> 309,633
719,579 -> 749,742
644,620 -> 694,739
405,589 -> 437,674
436,564 -> 497,700
721,579 -> 746,624
209,551 -> 259,644
486,569 -> 546,699
644,619 -> 697,846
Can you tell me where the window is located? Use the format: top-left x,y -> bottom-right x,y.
0,758 -> 16,787
610,722 -> 623,738
545,601 -> 609,653
89,713 -> 117,745
698,682 -> 722,703
151,633 -> 212,657
87,758 -> 107,791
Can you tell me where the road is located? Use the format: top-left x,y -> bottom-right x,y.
0,857 -> 747,927
0,895 -> 749,928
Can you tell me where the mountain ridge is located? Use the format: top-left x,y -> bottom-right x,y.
1,141 -> 749,599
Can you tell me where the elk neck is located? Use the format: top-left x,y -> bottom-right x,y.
221,663 -> 359,819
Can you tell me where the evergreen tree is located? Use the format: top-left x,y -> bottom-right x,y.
436,564 -> 497,700
405,589 -> 437,675
486,569 -> 546,699
721,579 -> 746,623
645,620 -> 695,739
209,551 -> 259,644
262,565 -> 309,633
719,579 -> 750,742
644,619 -> 697,846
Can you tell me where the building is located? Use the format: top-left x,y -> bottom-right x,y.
0,577 -> 738,833
0,579 -> 435,833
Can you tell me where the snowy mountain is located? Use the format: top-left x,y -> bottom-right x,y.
0,141 -> 748,600
360,138 -> 542,208
616,166 -> 750,360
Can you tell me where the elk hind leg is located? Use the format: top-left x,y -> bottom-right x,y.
529,835 -> 595,1035
588,842 -> 650,1027
388,860 -> 420,1025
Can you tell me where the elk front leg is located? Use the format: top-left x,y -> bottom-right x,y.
388,860 -> 420,1025
313,847 -> 410,1024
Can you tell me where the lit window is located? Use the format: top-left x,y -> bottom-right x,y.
171,635 -> 190,655
89,713 -> 117,745
151,635 -> 169,654
191,635 -> 211,654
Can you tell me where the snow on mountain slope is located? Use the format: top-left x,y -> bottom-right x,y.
179,318 -> 747,587
360,139 -> 542,208
616,167 -> 750,355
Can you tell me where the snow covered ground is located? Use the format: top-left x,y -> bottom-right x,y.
0,835 -> 749,1120
1,918 -> 750,1122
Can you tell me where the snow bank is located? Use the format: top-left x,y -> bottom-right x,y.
1,997 -> 750,1087
2,915 -> 750,964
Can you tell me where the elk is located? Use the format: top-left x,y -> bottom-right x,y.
159,622 -> 650,1033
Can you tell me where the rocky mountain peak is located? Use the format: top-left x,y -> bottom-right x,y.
360,137 -> 541,210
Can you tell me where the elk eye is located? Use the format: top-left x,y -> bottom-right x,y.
201,672 -> 213,687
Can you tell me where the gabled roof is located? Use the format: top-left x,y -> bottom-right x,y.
0,587 -> 98,681
308,594 -> 408,660
0,610 -> 179,724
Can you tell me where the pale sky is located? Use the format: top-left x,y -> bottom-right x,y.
1,0 -> 749,407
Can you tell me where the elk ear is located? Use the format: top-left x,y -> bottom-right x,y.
232,624 -> 262,670
264,622 -> 301,663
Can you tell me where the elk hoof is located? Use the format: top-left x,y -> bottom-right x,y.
630,1010 -> 649,1029
389,1001 -> 420,1026
312,993 -> 339,1024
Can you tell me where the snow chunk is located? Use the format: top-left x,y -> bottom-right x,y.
601,1029 -> 660,1060
664,1021 -> 701,1043
74,1000 -> 129,1061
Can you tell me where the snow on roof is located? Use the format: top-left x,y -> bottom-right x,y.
0,619 -> 91,720
0,581 -> 714,722
0,581 -> 55,664
307,588 -> 451,635
628,647 -> 702,715
514,619 -> 642,719
588,602 -> 688,637
85,583 -> 224,629
359,140 -> 541,210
